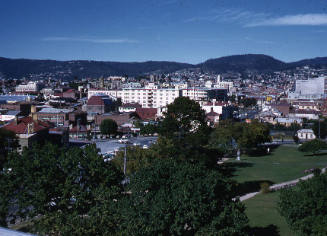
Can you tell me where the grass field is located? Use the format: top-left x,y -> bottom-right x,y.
244,191 -> 295,236
228,145 -> 327,185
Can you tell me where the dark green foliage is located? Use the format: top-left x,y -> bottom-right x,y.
0,143 -> 123,234
100,118 -> 118,136
312,118 -> 327,139
209,120 -> 271,155
0,128 -> 18,169
298,139 -> 327,155
158,97 -> 213,163
279,173 -> 327,235
119,158 -> 249,236
140,123 -> 158,135
239,97 -> 257,108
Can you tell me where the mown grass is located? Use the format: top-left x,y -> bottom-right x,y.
244,191 -> 295,236
229,145 -> 327,184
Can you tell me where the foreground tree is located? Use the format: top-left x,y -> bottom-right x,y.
119,158 -> 248,235
0,143 -> 123,234
0,128 -> 18,169
100,118 -> 118,136
298,139 -> 327,155
279,173 -> 327,235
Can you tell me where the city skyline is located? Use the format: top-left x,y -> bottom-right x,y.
1,0 -> 327,64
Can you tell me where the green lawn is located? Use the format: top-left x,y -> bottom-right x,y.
229,145 -> 327,185
244,192 -> 295,236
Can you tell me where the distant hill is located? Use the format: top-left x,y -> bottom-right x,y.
287,57 -> 327,68
198,54 -> 286,73
0,57 -> 193,79
1,54 -> 327,79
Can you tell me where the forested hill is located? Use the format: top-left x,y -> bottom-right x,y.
1,54 -> 327,79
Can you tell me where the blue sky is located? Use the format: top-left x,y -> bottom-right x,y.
1,0 -> 327,64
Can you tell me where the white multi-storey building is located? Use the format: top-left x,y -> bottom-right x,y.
15,81 -> 40,93
88,83 -> 226,108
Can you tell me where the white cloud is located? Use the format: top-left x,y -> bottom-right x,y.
246,14 -> 327,27
42,37 -> 139,43
184,9 -> 327,28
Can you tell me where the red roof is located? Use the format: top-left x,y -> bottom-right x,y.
64,89 -> 75,94
3,116 -> 52,134
87,96 -> 104,106
136,108 -> 157,120
70,125 -> 87,133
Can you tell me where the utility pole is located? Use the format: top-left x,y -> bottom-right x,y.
319,118 -> 321,139
123,144 -> 127,175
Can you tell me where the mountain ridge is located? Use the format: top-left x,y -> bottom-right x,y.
1,54 -> 327,79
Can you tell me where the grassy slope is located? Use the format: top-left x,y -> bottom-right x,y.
230,145 -> 327,184
244,192 -> 295,236
231,145 -> 327,235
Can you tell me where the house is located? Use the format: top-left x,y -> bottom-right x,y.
62,89 -> 77,100
118,103 -> 142,113
86,95 -> 116,115
206,110 -> 220,126
2,116 -> 52,151
69,124 -> 88,139
296,129 -> 316,141
135,108 -> 157,121
36,107 -> 72,127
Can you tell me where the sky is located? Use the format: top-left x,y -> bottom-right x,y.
1,0 -> 327,64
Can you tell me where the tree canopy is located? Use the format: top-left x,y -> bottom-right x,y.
158,97 -> 213,163
279,173 -> 327,235
119,158 -> 248,236
0,128 -> 18,169
100,118 -> 118,136
209,120 -> 271,155
0,143 -> 124,235
298,139 -> 327,155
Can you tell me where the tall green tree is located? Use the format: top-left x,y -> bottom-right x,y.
119,158 -> 248,236
100,118 -> 118,136
279,173 -> 327,235
209,120 -> 271,155
158,97 -> 213,163
312,118 -> 327,139
0,143 -> 123,235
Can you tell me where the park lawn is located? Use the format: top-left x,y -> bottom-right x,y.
229,145 -> 327,184
244,191 -> 295,236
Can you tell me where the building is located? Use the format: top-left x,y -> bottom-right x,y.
296,129 -> 316,141
118,103 -> 142,113
288,77 -> 327,100
86,95 -> 117,114
15,81 -> 41,93
3,116 -> 52,151
37,107 -> 72,126
88,84 -> 227,109
62,89 -> 77,99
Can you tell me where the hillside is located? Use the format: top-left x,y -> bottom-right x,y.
1,54 -> 327,79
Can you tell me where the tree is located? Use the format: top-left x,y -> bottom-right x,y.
298,139 -> 327,155
278,173 -> 327,235
100,119 -> 118,136
0,143 -> 124,234
112,146 -> 154,175
209,120 -> 271,156
312,118 -> 327,139
119,158 -> 248,235
0,128 -> 18,169
158,97 -> 213,163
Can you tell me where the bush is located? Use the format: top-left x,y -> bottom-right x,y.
260,182 -> 271,194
